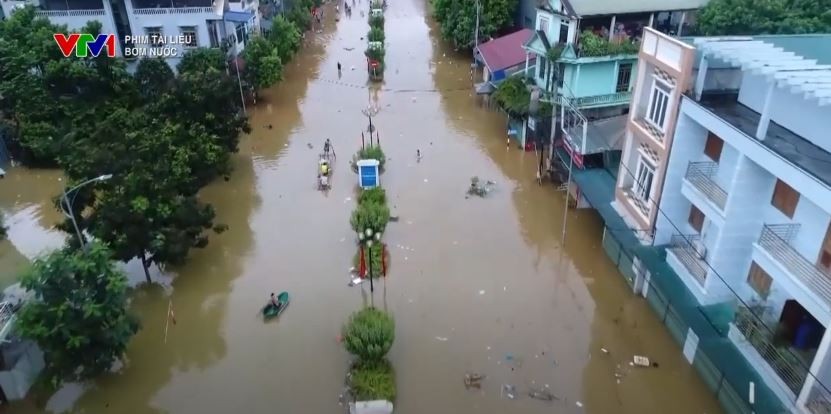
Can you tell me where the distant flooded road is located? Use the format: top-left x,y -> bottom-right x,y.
1,0 -> 722,413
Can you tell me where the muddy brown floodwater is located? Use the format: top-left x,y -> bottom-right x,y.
0,0 -> 724,413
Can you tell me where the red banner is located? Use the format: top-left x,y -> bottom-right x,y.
359,246 -> 366,278
381,244 -> 386,276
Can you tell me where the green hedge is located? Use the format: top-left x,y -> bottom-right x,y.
355,145 -> 385,170
369,14 -> 385,28
368,27 -> 385,43
350,360 -> 396,401
343,307 -> 395,361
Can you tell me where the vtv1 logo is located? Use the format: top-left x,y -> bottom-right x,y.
53,34 -> 116,58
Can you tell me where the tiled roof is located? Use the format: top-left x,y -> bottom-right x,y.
476,29 -> 534,72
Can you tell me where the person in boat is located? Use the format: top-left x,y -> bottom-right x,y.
320,159 -> 330,176
323,139 -> 332,158
269,292 -> 280,309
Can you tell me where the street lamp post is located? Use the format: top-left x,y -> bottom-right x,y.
358,228 -> 383,295
61,174 -> 113,248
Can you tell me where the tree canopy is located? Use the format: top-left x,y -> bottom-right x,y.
16,242 -> 139,385
431,0 -> 517,49
268,16 -> 303,63
242,35 -> 284,91
696,0 -> 831,35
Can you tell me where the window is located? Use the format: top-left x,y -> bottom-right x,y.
616,63 -> 632,93
559,22 -> 569,44
646,79 -> 671,130
633,155 -> 655,203
145,27 -> 163,46
537,58 -> 547,82
703,132 -> 724,162
538,16 -> 550,33
688,205 -> 705,233
746,261 -> 773,298
235,24 -> 246,44
180,26 -> 197,48
556,63 -> 565,87
771,179 -> 800,218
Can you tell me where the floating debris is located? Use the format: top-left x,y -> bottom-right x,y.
434,336 -> 448,342
576,401 -> 583,408
528,387 -> 557,401
633,355 -> 651,367
479,290 -> 486,295
501,384 -> 517,400
467,176 -> 495,197
601,348 -> 609,354
464,372 -> 485,389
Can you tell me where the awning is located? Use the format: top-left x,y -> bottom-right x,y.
224,10 -> 254,23
583,114 -> 627,155
474,82 -> 495,95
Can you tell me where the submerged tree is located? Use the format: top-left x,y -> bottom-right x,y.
343,308 -> 395,362
242,36 -> 284,92
16,242 -> 139,384
268,16 -> 303,62
431,0 -> 517,49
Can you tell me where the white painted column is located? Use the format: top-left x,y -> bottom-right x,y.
609,15 -> 617,41
694,54 -> 708,100
524,52 -> 530,76
574,65 -> 581,92
676,11 -> 686,36
648,13 -> 654,28
797,324 -> 831,408
755,82 -> 775,140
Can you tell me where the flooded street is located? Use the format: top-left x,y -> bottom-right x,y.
1,0 -> 723,413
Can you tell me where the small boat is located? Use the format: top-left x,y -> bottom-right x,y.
262,291 -> 290,320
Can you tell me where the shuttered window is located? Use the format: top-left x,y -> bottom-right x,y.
688,205 -> 705,233
771,179 -> 800,218
747,261 -> 773,298
703,132 -> 724,162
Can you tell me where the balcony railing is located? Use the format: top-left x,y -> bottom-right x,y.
758,224 -> 831,307
133,6 -> 213,14
570,91 -> 632,109
734,306 -> 809,395
807,383 -> 831,414
668,234 -> 708,285
685,161 -> 728,210
35,9 -> 105,16
0,301 -> 16,342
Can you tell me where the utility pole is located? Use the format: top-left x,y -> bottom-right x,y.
473,0 -> 480,58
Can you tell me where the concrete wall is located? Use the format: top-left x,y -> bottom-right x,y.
738,73 -> 831,154
565,59 -> 637,98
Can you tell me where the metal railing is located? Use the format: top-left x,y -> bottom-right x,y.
807,383 -> 831,414
668,234 -> 708,285
133,6 -> 213,14
572,91 -> 632,108
685,161 -> 728,210
734,306 -> 810,395
758,224 -> 831,308
0,301 -> 16,342
35,9 -> 105,16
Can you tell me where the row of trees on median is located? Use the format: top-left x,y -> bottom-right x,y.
0,4 -> 313,388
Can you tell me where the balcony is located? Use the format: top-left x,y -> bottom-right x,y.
668,234 -> 708,286
758,224 -> 831,308
734,306 -> 810,396
684,161 -> 728,211
570,91 -> 632,109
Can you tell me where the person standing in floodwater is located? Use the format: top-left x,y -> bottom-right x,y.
416,149 -> 422,162
337,62 -> 342,72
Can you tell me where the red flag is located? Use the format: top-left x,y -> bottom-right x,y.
381,244 -> 386,277
359,246 -> 366,278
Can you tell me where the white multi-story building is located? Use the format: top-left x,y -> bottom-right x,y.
0,0 -> 259,68
647,32 -> 831,412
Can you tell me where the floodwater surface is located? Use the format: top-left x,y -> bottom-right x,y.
1,0 -> 723,413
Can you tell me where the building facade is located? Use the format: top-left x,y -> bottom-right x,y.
650,33 -> 831,412
613,27 -> 695,242
0,0 -> 259,68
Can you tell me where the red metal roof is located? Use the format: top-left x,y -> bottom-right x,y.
476,28 -> 534,72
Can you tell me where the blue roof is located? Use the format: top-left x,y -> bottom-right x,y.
224,10 -> 254,23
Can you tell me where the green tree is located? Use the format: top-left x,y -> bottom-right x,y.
696,0 -> 831,35
241,35 -> 283,91
134,58 -> 175,102
60,109 -> 222,282
177,47 -> 227,75
16,242 -> 139,384
492,75 -> 531,117
358,187 -> 387,206
343,308 -> 395,362
350,201 -> 390,234
431,0 -> 517,49
268,16 -> 302,62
